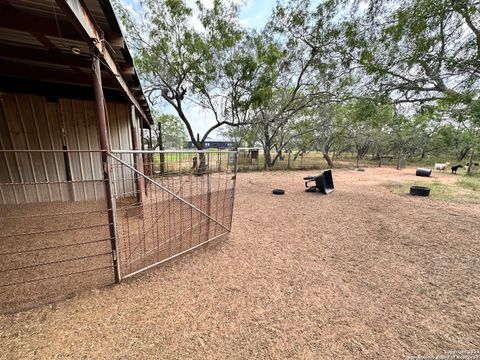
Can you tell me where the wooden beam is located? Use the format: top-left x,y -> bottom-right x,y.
0,7 -> 83,41
0,7 -> 125,49
106,33 -> 125,49
0,76 -> 127,103
0,44 -> 92,68
119,64 -> 136,75
0,60 -> 118,88
55,0 -> 149,122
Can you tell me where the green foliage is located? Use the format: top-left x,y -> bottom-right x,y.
156,114 -> 187,149
114,0 -> 480,162
114,0 -> 258,148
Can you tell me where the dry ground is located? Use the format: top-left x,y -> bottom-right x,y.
0,172 -> 234,312
1,167 -> 479,359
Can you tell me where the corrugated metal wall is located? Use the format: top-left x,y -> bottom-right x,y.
0,93 -> 136,204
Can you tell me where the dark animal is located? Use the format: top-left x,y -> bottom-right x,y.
466,162 -> 479,167
451,164 -> 462,174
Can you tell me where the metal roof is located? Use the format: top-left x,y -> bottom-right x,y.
0,0 -> 153,126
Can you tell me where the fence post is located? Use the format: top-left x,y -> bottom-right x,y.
228,151 -> 238,230
206,152 -> 212,238
92,55 -> 120,283
287,151 -> 291,170
129,105 -> 143,205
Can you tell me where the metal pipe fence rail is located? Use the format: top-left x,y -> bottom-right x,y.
0,149 -> 237,313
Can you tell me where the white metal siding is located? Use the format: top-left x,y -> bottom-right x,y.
0,93 -> 134,204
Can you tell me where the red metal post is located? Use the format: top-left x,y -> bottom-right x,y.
92,55 -> 120,283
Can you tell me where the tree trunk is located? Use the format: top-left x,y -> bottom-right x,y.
420,149 -> 426,160
457,147 -> 470,161
467,148 -> 475,175
323,152 -> 334,168
262,125 -> 271,169
321,142 -> 333,168
198,152 -> 207,175
397,149 -> 402,170
264,147 -> 271,169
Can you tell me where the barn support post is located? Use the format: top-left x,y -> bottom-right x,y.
129,106 -> 143,204
92,55 -> 120,283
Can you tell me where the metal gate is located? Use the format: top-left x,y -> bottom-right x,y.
107,150 -> 237,278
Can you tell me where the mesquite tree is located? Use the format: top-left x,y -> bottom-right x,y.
115,0 -> 257,151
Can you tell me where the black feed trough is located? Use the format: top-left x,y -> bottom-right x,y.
416,168 -> 432,177
410,185 -> 430,196
304,170 -> 334,194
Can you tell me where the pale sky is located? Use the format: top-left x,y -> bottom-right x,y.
120,0 -> 277,140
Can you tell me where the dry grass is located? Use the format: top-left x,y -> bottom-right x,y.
386,171 -> 480,203
1,167 -> 479,359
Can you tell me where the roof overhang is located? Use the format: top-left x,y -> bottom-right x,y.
0,0 -> 153,128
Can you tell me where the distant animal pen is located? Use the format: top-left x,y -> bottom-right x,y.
237,148 -> 327,171
0,149 -> 237,312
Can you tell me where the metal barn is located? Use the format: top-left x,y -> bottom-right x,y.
0,0 -> 237,313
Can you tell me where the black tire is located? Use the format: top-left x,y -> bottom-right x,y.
410,186 -> 430,196
305,187 -> 316,192
272,189 -> 285,195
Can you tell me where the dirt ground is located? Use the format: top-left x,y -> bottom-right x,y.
1,167 -> 479,359
0,171 -> 234,313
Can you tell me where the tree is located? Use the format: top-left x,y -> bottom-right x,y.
437,124 -> 472,161
245,0 -> 354,167
148,114 -> 187,150
341,0 -> 480,166
115,0 -> 257,150
218,125 -> 258,148
342,0 -> 479,105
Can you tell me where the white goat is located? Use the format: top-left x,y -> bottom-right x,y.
435,162 -> 450,171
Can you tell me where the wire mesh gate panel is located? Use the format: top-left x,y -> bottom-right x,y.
0,149 -> 237,312
108,151 -> 237,278
0,150 -> 115,313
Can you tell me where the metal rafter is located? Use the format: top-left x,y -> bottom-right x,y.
55,0 -> 150,122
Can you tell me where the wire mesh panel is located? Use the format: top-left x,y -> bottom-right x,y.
108,150 -> 237,278
0,150 -> 115,313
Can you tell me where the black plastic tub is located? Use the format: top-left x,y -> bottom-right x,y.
416,168 -> 432,177
410,185 -> 430,196
315,170 -> 334,194
303,170 -> 334,194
